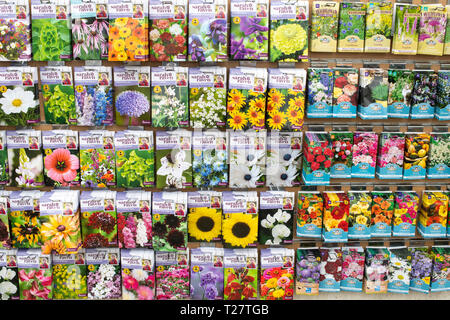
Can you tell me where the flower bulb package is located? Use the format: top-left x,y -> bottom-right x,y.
155,250 -> 189,300
0,133 -> 6,186
114,130 -> 154,188
387,247 -> 411,294
364,1 -> 393,53
222,191 -> 258,249
403,132 -> 430,180
7,130 -> 44,188
223,248 -> 258,300
52,251 -> 87,299
79,130 -> 115,188
151,66 -> 189,128
306,68 -> 333,118
260,248 -> 295,300
364,247 -> 389,294
340,246 -> 365,292
116,191 -> 152,249
149,0 -> 187,62
269,0 -> 308,62
436,70 -> 450,120
310,1 -> 339,52
80,191 -> 117,248
337,2 -> 366,53
376,132 -> 405,179
85,248 -> 121,299
266,132 -> 302,187
322,191 -> 349,242
332,68 -> 359,118
189,67 -> 227,128
190,247 -> 224,300
121,248 -> 155,300
319,247 -> 343,292
410,247 -> 432,293
267,68 -> 306,130
430,246 -> 450,292
302,131 -> 332,185
42,130 -> 80,187
418,190 -> 448,238
387,68 -> 414,118
358,68 -> 389,119
188,0 -> 227,62
152,191 -> 187,252
74,66 -> 114,126
427,132 -> 450,179
259,191 -> 294,245
0,191 -> 11,249
330,131 -> 353,178
410,70 -> 438,119
229,0 -> 269,60
155,130 -> 192,189
0,249 -> 19,300
0,66 -> 39,126
188,191 -> 222,243
113,66 -> 151,126
17,249 -> 52,300
351,132 -> 378,179
392,3 -> 420,55
297,191 -> 323,238
347,191 -> 372,239
370,191 -> 394,237
9,191 -> 41,249
31,0 -> 71,61
392,191 -> 419,237
417,4 -> 446,56
295,248 -> 321,295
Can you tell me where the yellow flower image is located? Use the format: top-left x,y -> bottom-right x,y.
116,51 -> 128,61
271,24 -> 307,55
286,105 -> 304,124
227,89 -> 245,110
350,204 -> 361,215
288,97 -> 304,110
247,107 -> 262,127
249,97 -> 266,111
267,111 -> 287,130
265,277 -> 278,288
42,238 -> 67,254
227,111 -> 248,130
272,288 -> 285,299
119,27 -> 131,38
113,39 -> 126,52
356,215 -> 368,225
41,214 -> 79,245
268,89 -> 285,109
114,17 -> 128,27
222,213 -> 258,248
188,207 -> 222,242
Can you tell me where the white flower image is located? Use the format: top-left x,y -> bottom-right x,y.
266,164 -> 298,187
230,164 -> 262,188
0,87 -> 38,114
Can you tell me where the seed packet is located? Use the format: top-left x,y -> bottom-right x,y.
155,250 -> 189,300
0,131 -> 8,186
155,130 -> 192,189
74,66 -> 114,126
376,132 -> 405,179
319,247 -> 342,292
371,191 -> 394,237
260,248 -> 295,300
259,191 -> 294,245
297,191 -> 323,238
322,191 -> 349,242
430,246 -> 450,292
427,133 -> 450,179
188,191 -> 222,242
7,130 -> 44,188
0,192 -> 11,249
445,5 -> 450,55
227,67 -> 267,130
121,248 -> 155,300
436,70 -> 450,120
417,4 -> 446,56
387,247 -> 411,294
192,130 -> 228,188
17,249 -> 52,300
295,248 -> 321,295
347,191 -> 372,239
79,130 -> 115,188
190,247 -> 224,300
338,2 -> 366,52
229,130 -> 266,188
189,67 -> 227,128
222,191 -> 258,249
403,132 -> 430,180
267,68 -> 306,130
9,191 -> 41,249
223,248 -> 258,300
392,3 -> 420,55
113,66 -> 151,126
387,69 -> 414,118
0,67 -> 39,126
410,247 -> 432,293
330,131 -> 353,178
80,191 -> 117,248
364,2 -> 393,53
311,1 -> 339,52
31,0 -> 71,61
306,68 -> 333,118
417,190 -> 448,238
149,0 -> 187,62
115,130 -> 154,188
0,249 -> 19,300
108,0 -> 148,61
52,251 -> 87,299
116,191 -> 152,249
269,0 -> 309,62
71,0 -> 109,60
229,0 -> 269,60
410,70 -> 438,119
302,132 -> 332,185
266,132 -> 302,187
152,191 -> 187,251
358,68 -> 389,119
340,247 -> 365,292
392,191 -> 419,237
332,68 -> 359,118
85,248 -> 121,299
364,247 -> 389,294
351,132 -> 378,179
188,0 -> 227,62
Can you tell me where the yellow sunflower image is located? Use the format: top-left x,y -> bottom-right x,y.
188,207 -> 221,242
249,97 -> 266,111
227,111 -> 248,130
288,96 -> 305,110
40,215 -> 80,253
267,111 -> 287,130
268,89 -> 285,109
246,106 -> 262,127
288,89 -> 299,96
42,238 -> 68,255
11,221 -> 41,247
227,89 -> 246,110
266,101 -> 279,116
222,213 -> 258,248
286,105 -> 304,124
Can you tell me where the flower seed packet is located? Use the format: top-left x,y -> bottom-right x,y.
52,251 -> 87,300
17,249 -> 52,300
376,132 -> 405,179
417,4 -> 446,56
149,0 -> 188,62
347,191 -> 372,239
79,130 -> 115,188
121,248 -> 155,300
430,246 -> 450,292
155,130 -> 192,189
229,0 -> 269,60
188,191 -> 222,242
410,70 -> 438,119
322,191 -> 349,242
114,66 -> 151,126
364,247 -> 389,294
297,191 -> 323,238
311,1 -> 339,52
115,130 -> 154,188
152,191 -> 187,252
392,191 -> 419,237
85,248 -> 121,299
410,247 -> 432,293
80,191 -> 118,248
392,3 -> 420,55
332,68 -> 359,118
223,248 -> 258,300
358,68 -> 389,119
74,66 -> 114,126
0,191 -> 11,249
189,67 -> 227,128
330,131 -> 353,178
31,0 -> 71,61
340,246 -> 365,292
0,249 -> 19,300
302,131 -> 332,185
306,68 -> 333,118
436,70 -> 450,120
387,247 -> 411,294
364,2 -> 393,53
155,250 -> 189,300
427,132 -> 450,179
370,191 -> 394,237
188,0 -> 227,62
387,69 -> 414,118
7,130 -> 44,188
337,2 -> 366,53
0,67 -> 39,126
0,132 -> 8,186
319,247 -> 342,292
269,0 -> 309,62
417,190 -> 448,238
295,248 -> 321,295
9,191 -> 41,248
351,132 -> 378,179
260,248 -> 295,300
116,191 -> 152,249
445,5 -> 450,55
190,247 -> 224,300
403,132 -> 430,180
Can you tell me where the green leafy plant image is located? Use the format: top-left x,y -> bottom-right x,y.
338,2 -> 366,52
32,15 -> 71,61
364,2 -> 392,53
42,84 -> 76,124
53,262 -> 87,300
392,4 -> 420,55
152,85 -> 189,128
388,69 -> 414,107
116,150 -> 154,188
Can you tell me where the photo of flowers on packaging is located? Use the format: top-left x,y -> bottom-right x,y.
0,259 -> 19,300
155,251 -> 190,300
392,191 -> 419,237
188,194 -> 222,242
332,68 -> 358,118
18,253 -> 53,300
87,260 -> 121,299
302,131 -> 332,185
330,131 -> 353,178
9,191 -> 41,248
347,191 -> 372,239
0,194 -> 11,249
392,4 -> 420,55
387,247 -> 411,294
52,254 -> 87,300
376,132 -> 405,179
364,247 -> 389,294
364,2 -> 392,53
410,71 -> 438,119
152,213 -> 187,252
121,249 -> 155,300
430,247 -> 450,292
436,70 -> 450,120
418,191 -> 448,238
0,2 -> 31,61
341,247 -> 365,292
190,247 -> 224,300
0,141 -> 7,186
351,132 -> 378,178
428,133 -> 450,179
403,133 -> 430,179
323,192 -> 349,242
417,4 -> 447,56
306,68 -> 333,118
358,68 -> 389,119
259,192 -> 293,245
224,249 -> 258,300
371,191 -> 394,237
260,248 -> 295,300
319,248 -> 342,292
387,69 -> 414,118
311,1 -> 338,52
338,2 -> 366,52
295,248 -> 321,295
410,247 -> 433,293
296,192 -> 323,238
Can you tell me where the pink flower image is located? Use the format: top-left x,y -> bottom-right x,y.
44,148 -> 79,184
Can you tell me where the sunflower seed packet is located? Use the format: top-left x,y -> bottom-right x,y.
410,70 -> 437,119
330,131 -> 353,179
260,248 -> 295,300
337,2 -> 366,53
190,247 -> 224,300
311,1 -> 339,52
0,131 -> 8,186
188,191 -> 222,242
0,249 -> 19,300
295,248 -> 321,295
347,191 -> 372,240
392,191 -> 419,237
302,131 -> 332,185
364,2 -> 393,53
223,248 -> 258,300
340,246 -> 365,292
155,250 -> 189,300
332,68 -> 359,118
319,247 -> 343,292
430,246 -> 450,292
370,191 -> 394,237
306,68 -> 333,118
0,191 -> 11,249
52,251 -> 87,300
85,248 -> 121,299
392,3 -> 420,55
376,132 -> 405,180
358,68 -> 389,119
417,190 -> 448,238
9,191 -> 41,248
387,69 -> 414,118
410,247 -> 432,293
417,4 -> 446,56
364,247 -> 389,294
351,132 -> 378,179
297,191 -> 323,239
427,132 -> 450,179
322,191 -> 349,242
436,70 -> 450,120
387,246 -> 411,294
121,248 -> 155,300
403,132 -> 430,180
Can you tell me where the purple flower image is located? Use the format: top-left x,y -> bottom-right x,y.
190,248 -> 224,300
114,90 -> 150,125
230,14 -> 268,60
